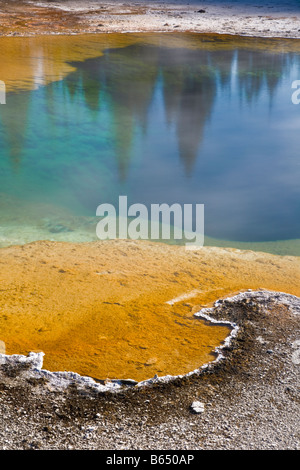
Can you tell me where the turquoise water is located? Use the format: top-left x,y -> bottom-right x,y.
0,37 -> 300,254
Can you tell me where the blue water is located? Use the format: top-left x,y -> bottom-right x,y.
0,36 -> 300,252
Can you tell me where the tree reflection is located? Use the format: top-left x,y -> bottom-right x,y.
0,42 -> 296,177
65,43 -> 292,178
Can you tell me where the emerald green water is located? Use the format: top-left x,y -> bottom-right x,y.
0,35 -> 300,255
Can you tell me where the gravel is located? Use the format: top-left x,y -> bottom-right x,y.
2,0 -> 300,38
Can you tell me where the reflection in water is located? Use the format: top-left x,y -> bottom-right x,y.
160,47 -> 218,174
99,45 -> 160,180
0,92 -> 31,170
0,38 -> 300,249
236,48 -> 291,102
66,44 -> 296,177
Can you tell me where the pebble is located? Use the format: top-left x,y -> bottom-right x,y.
190,401 -> 205,414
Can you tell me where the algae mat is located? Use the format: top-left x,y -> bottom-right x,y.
0,239 -> 299,381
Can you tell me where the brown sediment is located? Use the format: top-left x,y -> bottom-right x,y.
0,0 -> 86,37
0,239 -> 299,381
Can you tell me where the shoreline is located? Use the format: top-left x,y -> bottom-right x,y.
0,1 -> 299,39
0,239 -> 299,382
0,300 -> 239,391
0,240 -> 299,450
1,288 -> 299,449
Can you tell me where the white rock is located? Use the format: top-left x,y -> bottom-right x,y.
291,339 -> 300,365
191,401 -> 205,413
